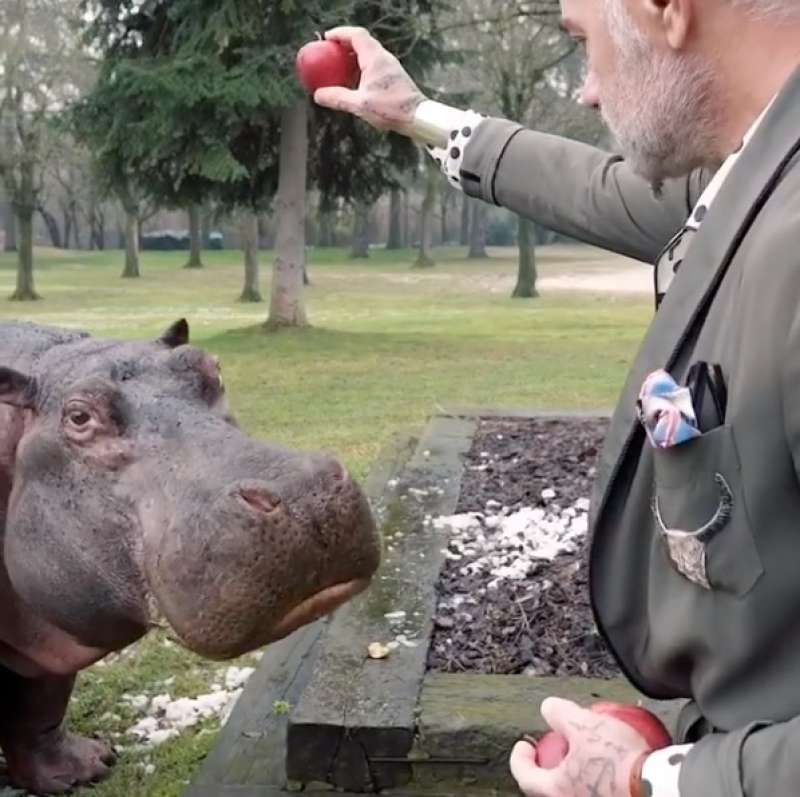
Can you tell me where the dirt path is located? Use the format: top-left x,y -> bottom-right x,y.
538,266 -> 652,294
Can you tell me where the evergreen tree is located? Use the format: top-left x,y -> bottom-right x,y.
310,0 -> 451,261
76,0 -> 450,320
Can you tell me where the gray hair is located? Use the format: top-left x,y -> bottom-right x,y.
732,0 -> 800,21
606,0 -> 800,24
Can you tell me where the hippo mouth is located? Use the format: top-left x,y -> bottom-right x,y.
269,577 -> 372,641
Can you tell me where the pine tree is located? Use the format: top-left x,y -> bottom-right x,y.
76,0 -> 450,320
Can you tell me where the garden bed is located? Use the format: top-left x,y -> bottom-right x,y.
428,416 -> 619,678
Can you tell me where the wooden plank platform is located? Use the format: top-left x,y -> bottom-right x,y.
285,416 -> 477,792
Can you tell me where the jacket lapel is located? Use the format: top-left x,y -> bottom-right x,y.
590,66 -> 800,530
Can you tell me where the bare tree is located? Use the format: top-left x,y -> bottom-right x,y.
0,0 -> 85,298
441,0 -> 605,296
350,199 -> 371,258
468,200 -> 488,259
184,204 -> 204,268
387,187 -> 403,249
413,161 -> 438,268
239,211 -> 262,302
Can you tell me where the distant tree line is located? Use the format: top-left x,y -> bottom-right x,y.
1,0 -> 607,315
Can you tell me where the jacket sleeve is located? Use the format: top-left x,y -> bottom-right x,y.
459,119 -> 713,264
678,720 -> 795,796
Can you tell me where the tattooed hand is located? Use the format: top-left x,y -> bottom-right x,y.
510,698 -> 650,797
313,27 -> 426,134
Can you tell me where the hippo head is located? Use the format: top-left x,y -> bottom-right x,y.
0,321 -> 380,663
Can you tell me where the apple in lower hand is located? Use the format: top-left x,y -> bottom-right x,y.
590,701 -> 672,750
531,730 -> 570,769
296,39 -> 359,93
532,702 -> 671,769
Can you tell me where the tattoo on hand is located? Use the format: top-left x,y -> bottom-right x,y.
366,72 -> 404,92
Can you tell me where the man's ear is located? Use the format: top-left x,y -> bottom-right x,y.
0,367 -> 37,409
643,0 -> 692,50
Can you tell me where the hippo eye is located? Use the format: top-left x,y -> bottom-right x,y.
66,408 -> 92,429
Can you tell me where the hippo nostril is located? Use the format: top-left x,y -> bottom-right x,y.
238,487 -> 282,516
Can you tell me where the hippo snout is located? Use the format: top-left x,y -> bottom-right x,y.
143,451 -> 381,660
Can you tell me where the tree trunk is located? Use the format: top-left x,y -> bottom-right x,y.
201,207 -> 212,246
10,160 -> 41,300
460,194 -> 470,246
257,215 -> 270,248
266,100 -> 309,330
71,207 -> 83,250
413,165 -> 437,269
402,189 -> 410,248
11,210 -> 39,300
62,205 -> 73,249
440,190 -> 449,245
184,204 -> 203,268
512,216 -> 539,298
350,200 -> 371,258
89,208 -> 102,251
468,200 -> 488,259
38,205 -> 62,248
2,199 -> 16,252
122,210 -> 140,278
317,207 -> 334,246
387,188 -> 403,249
239,211 -> 262,302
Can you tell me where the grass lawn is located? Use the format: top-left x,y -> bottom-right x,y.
0,243 -> 652,796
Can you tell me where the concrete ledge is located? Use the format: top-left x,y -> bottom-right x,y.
413,673 -> 685,795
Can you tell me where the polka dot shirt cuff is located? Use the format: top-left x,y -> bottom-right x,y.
423,109 -> 487,192
638,744 -> 693,796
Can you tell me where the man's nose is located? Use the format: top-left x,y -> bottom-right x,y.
580,72 -> 601,110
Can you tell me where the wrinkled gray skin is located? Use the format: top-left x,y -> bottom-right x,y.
0,320 -> 380,794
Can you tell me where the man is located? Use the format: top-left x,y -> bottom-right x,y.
313,1 -> 800,796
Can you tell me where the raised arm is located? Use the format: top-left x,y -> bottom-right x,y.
313,26 -> 712,265
457,119 -> 711,263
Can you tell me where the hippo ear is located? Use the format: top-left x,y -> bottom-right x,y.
0,367 -> 37,409
159,319 -> 190,349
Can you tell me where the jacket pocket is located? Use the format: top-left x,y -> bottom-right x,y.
652,425 -> 763,596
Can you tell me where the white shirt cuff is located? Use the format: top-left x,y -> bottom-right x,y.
639,744 -> 693,796
413,102 -> 486,193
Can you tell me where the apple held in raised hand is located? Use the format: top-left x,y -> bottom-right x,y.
296,38 -> 360,93
532,702 -> 672,769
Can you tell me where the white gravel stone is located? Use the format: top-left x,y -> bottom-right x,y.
224,666 -> 255,691
125,677 -> 251,747
432,497 -> 590,588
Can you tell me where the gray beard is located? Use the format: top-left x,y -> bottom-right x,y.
601,1 -> 722,192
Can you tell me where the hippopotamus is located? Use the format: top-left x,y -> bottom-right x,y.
0,320 -> 380,794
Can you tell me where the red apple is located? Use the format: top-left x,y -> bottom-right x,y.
296,39 -> 360,93
531,702 -> 671,769
533,731 -> 570,769
590,702 -> 672,750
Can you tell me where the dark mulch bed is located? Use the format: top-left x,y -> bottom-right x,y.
426,416 -> 622,679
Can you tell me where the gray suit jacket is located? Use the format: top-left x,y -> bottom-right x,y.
460,69 -> 800,796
